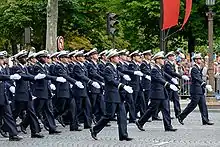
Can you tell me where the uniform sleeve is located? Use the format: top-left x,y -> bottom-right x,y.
164,63 -> 182,79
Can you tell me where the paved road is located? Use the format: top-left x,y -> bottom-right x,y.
1,110 -> 220,147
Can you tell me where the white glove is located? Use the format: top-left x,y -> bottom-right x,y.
182,75 -> 190,81
9,101 -> 12,104
145,75 -> 151,81
75,81 -> 84,89
170,84 -> 178,91
123,85 -> 133,94
171,78 -> 178,85
34,73 -> 46,80
9,86 -> 15,93
134,71 -> 144,76
10,74 -> 21,80
50,84 -> 56,90
92,82 -> 100,89
101,82 -> 105,86
32,96 -> 37,100
70,84 -> 73,88
123,75 -> 131,81
206,85 -> 213,92
56,77 -> 66,83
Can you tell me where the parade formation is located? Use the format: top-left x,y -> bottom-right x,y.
0,48 -> 214,142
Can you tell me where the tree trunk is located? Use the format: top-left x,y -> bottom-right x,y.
46,0 -> 58,53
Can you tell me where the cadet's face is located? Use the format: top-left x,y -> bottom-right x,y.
134,55 -> 141,62
157,58 -> 164,65
60,57 -> 68,63
77,56 -> 85,62
196,58 -> 202,64
92,54 -> 98,60
111,56 -> 119,64
145,54 -> 151,60
0,58 -> 4,65
120,55 -> 126,61
168,55 -> 175,61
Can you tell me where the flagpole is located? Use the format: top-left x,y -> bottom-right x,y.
160,0 -> 166,53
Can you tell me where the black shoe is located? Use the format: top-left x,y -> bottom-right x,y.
165,128 -> 177,132
177,116 -> 184,125
129,120 -> 136,123
106,122 -> 111,127
84,126 -> 92,129
152,117 -> 162,121
20,124 -> 27,134
135,121 -> 145,131
49,130 -> 61,135
203,121 -> 214,125
0,129 -> 8,138
170,116 -> 175,120
90,128 -> 98,140
31,133 -> 44,138
119,137 -> 133,141
9,135 -> 23,141
70,128 -> 82,131
57,116 -> 65,127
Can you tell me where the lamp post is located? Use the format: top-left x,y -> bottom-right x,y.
206,0 -> 215,95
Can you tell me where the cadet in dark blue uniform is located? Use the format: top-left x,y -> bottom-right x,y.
0,52 -> 23,141
90,50 -> 133,141
33,50 -> 65,134
164,51 -> 190,118
11,50 -> 44,138
117,49 -> 136,123
72,50 -> 98,129
140,50 -> 152,110
135,51 -> 178,132
128,50 -> 146,118
53,51 -> 83,131
98,50 -> 108,77
87,48 -> 105,123
177,54 -> 214,125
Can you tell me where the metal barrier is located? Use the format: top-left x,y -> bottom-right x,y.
179,79 -> 191,99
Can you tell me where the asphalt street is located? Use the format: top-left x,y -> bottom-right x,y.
1,103 -> 220,147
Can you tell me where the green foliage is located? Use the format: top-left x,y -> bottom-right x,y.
0,0 -> 220,54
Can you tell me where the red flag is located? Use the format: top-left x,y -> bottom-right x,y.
180,0 -> 192,29
162,0 -> 180,30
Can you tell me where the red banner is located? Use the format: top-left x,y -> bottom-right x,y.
162,0 -> 180,30
180,0 -> 192,30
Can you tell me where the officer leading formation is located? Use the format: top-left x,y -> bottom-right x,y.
0,48 -> 214,141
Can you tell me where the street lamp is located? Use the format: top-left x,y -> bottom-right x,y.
206,0 -> 215,95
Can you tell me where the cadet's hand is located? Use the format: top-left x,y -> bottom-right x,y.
75,81 -> 84,89
123,85 -> 133,94
171,78 -> 178,85
206,85 -> 213,92
50,84 -> 56,90
134,71 -> 144,76
182,75 -> 190,81
145,75 -> 151,81
34,73 -> 46,80
123,75 -> 131,81
56,77 -> 66,83
9,86 -> 15,93
92,82 -> 100,89
10,74 -> 21,80
169,84 -> 178,91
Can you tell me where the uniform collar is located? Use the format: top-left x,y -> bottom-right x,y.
110,62 -> 117,69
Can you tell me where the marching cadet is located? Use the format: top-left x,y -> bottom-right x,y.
135,51 -> 178,132
128,50 -> 146,118
140,50 -> 152,110
48,52 -> 60,76
0,51 -> 23,141
177,53 -> 214,125
98,50 -> 108,77
90,50 -> 133,141
72,50 -> 100,129
33,50 -> 66,134
164,51 -> 190,118
11,50 -> 45,138
53,51 -> 84,131
86,48 -> 105,123
117,49 -> 136,123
